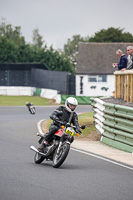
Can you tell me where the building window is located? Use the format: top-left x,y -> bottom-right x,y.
88,75 -> 107,82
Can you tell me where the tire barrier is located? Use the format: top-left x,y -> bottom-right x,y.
91,98 -> 133,153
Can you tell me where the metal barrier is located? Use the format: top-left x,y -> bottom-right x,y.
0,64 -> 75,95
91,98 -> 133,153
114,70 -> 133,102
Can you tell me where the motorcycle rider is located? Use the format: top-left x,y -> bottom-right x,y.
26,102 -> 35,114
38,97 -> 82,151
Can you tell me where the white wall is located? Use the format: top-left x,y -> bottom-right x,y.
0,86 -> 36,96
0,86 -> 61,104
40,88 -> 61,104
76,75 -> 115,96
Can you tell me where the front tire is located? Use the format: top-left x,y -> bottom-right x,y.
30,108 -> 35,114
53,143 -> 70,168
34,152 -> 45,164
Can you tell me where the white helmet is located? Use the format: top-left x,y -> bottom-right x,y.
65,97 -> 78,112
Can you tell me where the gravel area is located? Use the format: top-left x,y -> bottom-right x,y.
102,97 -> 133,108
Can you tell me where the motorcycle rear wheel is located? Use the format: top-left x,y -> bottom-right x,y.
53,143 -> 70,168
34,152 -> 45,164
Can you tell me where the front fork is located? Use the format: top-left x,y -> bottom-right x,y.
56,133 -> 72,154
56,133 -> 65,154
38,137 -> 44,144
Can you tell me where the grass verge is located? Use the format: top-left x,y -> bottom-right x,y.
0,95 -> 56,106
41,112 -> 101,141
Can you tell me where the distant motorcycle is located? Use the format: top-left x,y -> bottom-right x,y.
26,102 -> 36,115
30,121 -> 85,168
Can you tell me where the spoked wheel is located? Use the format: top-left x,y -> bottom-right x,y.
34,152 -> 45,164
53,143 -> 70,168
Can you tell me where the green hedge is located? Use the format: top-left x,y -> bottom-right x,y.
61,95 -> 93,105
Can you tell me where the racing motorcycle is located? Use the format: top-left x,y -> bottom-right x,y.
30,122 -> 85,168
26,102 -> 36,115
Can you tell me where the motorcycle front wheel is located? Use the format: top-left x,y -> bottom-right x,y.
34,152 -> 45,164
53,143 -> 70,168
30,108 -> 35,114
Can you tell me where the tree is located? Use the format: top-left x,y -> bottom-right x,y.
0,19 -> 25,46
63,34 -> 89,61
36,46 -> 75,73
32,28 -> 44,49
0,36 -> 18,63
89,27 -> 133,42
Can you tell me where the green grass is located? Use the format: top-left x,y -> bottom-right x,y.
44,112 -> 96,138
0,95 -> 55,106
78,112 -> 96,136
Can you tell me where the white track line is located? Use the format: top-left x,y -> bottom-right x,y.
37,119 -> 45,136
38,119 -> 133,171
71,148 -> 133,171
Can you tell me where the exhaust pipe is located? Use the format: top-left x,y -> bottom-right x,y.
30,145 -> 46,156
30,145 -> 39,153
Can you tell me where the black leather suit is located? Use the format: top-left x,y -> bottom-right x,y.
44,106 -> 81,142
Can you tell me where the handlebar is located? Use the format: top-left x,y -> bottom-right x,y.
54,120 -> 85,135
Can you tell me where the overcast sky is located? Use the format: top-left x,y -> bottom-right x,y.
0,0 -> 133,49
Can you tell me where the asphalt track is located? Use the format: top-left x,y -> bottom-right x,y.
0,106 -> 133,200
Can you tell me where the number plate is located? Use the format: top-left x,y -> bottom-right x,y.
65,127 -> 74,136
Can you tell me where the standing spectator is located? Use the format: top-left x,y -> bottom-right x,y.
126,46 -> 133,70
112,49 -> 128,71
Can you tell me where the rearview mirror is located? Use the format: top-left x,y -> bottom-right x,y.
80,125 -> 86,129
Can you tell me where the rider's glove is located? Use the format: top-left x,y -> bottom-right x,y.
76,129 -> 82,135
79,131 -> 82,135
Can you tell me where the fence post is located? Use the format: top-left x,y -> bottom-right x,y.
131,75 -> 133,102
114,70 -> 133,103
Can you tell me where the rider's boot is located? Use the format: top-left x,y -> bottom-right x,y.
38,141 -> 48,152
